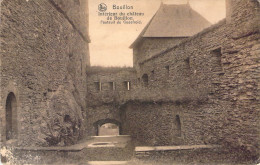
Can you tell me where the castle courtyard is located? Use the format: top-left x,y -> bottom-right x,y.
0,0 -> 259,164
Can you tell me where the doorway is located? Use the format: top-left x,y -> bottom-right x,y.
5,92 -> 17,140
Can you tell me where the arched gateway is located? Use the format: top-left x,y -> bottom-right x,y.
93,119 -> 121,136
5,92 -> 18,140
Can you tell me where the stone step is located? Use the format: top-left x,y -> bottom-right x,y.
135,151 -> 152,158
135,145 -> 220,152
134,145 -> 221,160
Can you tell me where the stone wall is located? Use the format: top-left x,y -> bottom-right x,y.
133,38 -> 186,68
134,147 -> 258,165
0,0 -> 90,146
86,67 -> 137,136
121,102 -> 184,146
121,101 -> 232,147
128,0 -> 259,155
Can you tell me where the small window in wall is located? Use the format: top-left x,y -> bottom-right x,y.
211,48 -> 222,72
64,115 -> 71,123
142,74 -> 148,87
184,57 -> 191,69
151,70 -> 155,75
176,115 -> 181,137
94,82 -> 102,91
109,82 -> 116,91
165,66 -> 170,76
123,81 -> 131,91
80,59 -> 82,76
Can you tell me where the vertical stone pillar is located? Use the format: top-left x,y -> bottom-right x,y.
225,0 -> 233,23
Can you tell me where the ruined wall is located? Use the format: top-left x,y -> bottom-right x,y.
0,0 -> 90,146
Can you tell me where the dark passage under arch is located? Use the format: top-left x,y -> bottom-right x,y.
5,92 -> 18,140
93,119 -> 121,136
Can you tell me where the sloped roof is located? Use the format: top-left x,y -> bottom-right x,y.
130,3 -> 211,48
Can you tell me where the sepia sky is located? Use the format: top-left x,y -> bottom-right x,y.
89,0 -> 226,67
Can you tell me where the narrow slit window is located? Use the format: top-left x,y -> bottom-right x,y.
124,81 -> 131,91
142,74 -> 148,87
165,66 -> 170,76
211,48 -> 222,72
184,57 -> 190,69
80,59 -> 82,76
176,115 -> 181,137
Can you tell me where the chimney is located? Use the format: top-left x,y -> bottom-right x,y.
226,0 -> 233,23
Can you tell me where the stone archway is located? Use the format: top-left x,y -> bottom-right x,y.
5,92 -> 18,140
99,123 -> 119,136
93,119 -> 121,136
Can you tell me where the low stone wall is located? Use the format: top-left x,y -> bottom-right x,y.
120,101 -> 232,147
134,145 -> 259,165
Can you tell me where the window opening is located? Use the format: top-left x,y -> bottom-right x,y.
211,48 -> 222,72
142,74 -> 148,87
5,92 -> 17,140
165,66 -> 170,76
124,81 -> 131,91
176,115 -> 181,137
109,82 -> 116,91
94,82 -> 102,91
